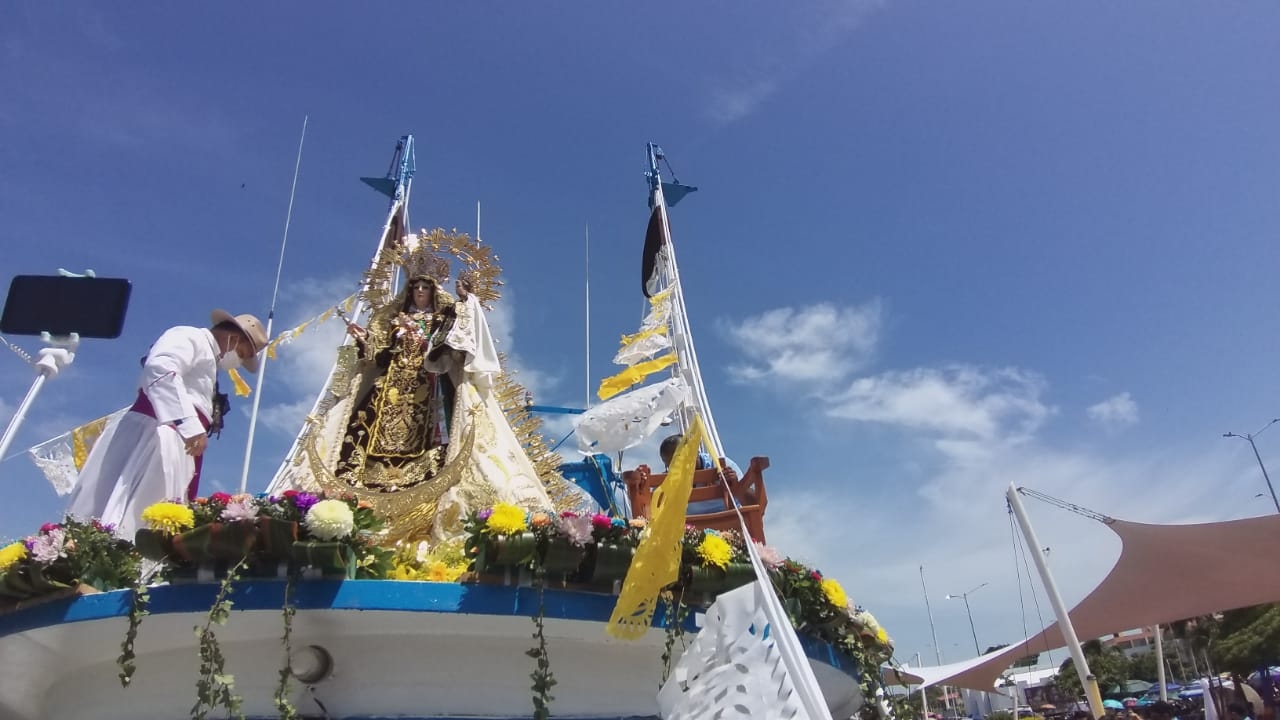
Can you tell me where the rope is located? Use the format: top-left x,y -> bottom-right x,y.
0,335 -> 33,366
1009,504 -> 1034,656
1013,503 -> 1056,668
1017,486 -> 1112,523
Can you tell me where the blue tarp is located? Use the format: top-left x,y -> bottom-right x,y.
559,454 -> 630,516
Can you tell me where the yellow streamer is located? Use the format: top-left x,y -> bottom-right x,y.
70,412 -> 118,471
648,287 -> 672,305
226,367 -> 252,397
607,415 -> 701,639
617,324 -> 668,348
261,293 -> 358,363
596,353 -> 677,400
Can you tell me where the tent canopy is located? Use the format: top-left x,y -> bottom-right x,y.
907,513 -> 1280,693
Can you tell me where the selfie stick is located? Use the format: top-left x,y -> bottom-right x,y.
0,333 -> 79,466
239,115 -> 308,494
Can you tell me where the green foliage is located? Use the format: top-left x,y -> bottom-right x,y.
1013,652 -> 1041,668
1214,603 -> 1280,675
191,553 -> 249,720
526,565 -> 556,720
989,711 -> 1016,720
660,590 -> 691,684
117,578 -> 151,687
273,571 -> 299,720
1054,639 -> 1130,700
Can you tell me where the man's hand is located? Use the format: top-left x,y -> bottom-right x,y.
184,433 -> 208,457
346,323 -> 368,341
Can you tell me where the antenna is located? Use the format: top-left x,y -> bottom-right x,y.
585,221 -> 591,409
240,115 -> 307,493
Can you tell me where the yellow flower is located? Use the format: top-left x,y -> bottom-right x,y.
0,542 -> 26,572
390,563 -> 417,581
876,626 -> 890,646
485,503 -> 528,535
696,533 -> 733,569
821,578 -> 849,609
141,502 -> 195,535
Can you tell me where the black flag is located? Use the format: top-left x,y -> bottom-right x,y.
641,205 -> 665,298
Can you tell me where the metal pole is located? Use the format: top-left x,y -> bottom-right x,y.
1224,420 -> 1280,513
913,652 -> 930,720
0,373 -> 48,465
1154,625 -> 1168,701
963,594 -> 981,656
921,565 -> 954,710
240,115 -> 308,494
1247,436 -> 1280,513
1007,484 -> 1104,719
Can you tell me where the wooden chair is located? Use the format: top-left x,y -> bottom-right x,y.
623,457 -> 770,543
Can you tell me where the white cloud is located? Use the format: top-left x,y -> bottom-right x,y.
1087,392 -> 1139,430
764,423 -> 1255,673
487,288 -> 559,401
722,300 -> 882,385
827,365 -> 1050,443
701,0 -> 884,125
253,276 -> 358,436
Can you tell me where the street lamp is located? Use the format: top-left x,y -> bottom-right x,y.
945,582 -> 989,656
1224,418 -> 1280,514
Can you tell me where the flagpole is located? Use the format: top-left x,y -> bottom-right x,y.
240,115 -> 308,494
647,143 -> 723,457
585,221 -> 591,410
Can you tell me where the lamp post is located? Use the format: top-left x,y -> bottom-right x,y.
946,582 -> 989,656
1224,418 -> 1280,514
921,565 -> 953,710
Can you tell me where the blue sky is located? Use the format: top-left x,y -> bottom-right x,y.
3,2 -> 1280,672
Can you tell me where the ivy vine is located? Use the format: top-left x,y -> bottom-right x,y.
526,564 -> 556,720
117,576 -> 151,687
273,569 -> 299,720
191,555 -> 250,720
660,589 -> 690,685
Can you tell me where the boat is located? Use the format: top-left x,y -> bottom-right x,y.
0,135 -> 896,719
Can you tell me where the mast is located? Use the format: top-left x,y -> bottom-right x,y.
645,143 -> 723,457
268,135 -> 416,492
239,115 -> 308,493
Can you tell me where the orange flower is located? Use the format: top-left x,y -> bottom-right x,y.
530,512 -> 551,528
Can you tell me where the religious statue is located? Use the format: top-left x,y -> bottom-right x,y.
335,274 -> 456,490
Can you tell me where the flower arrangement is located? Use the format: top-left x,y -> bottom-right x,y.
137,491 -> 392,579
461,505 -> 896,668
391,540 -> 469,583
0,517 -> 140,604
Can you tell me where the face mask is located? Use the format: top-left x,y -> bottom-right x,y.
218,338 -> 242,371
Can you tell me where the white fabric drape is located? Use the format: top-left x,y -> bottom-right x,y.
431,293 -> 555,540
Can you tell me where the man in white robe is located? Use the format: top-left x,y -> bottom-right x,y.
66,310 -> 267,538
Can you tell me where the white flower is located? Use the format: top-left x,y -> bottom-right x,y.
755,542 -> 784,569
304,499 -> 356,541
558,515 -> 594,547
415,541 -> 431,564
220,498 -> 258,522
29,528 -> 66,564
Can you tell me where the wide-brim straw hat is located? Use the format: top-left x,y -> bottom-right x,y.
209,310 -> 269,373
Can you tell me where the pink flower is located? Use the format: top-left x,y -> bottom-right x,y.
39,522 -> 61,534
591,514 -> 612,530
755,542 -> 784,568
559,515 -> 595,547
29,528 -> 66,564
221,498 -> 258,522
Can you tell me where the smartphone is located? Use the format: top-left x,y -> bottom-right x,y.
1,275 -> 132,339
